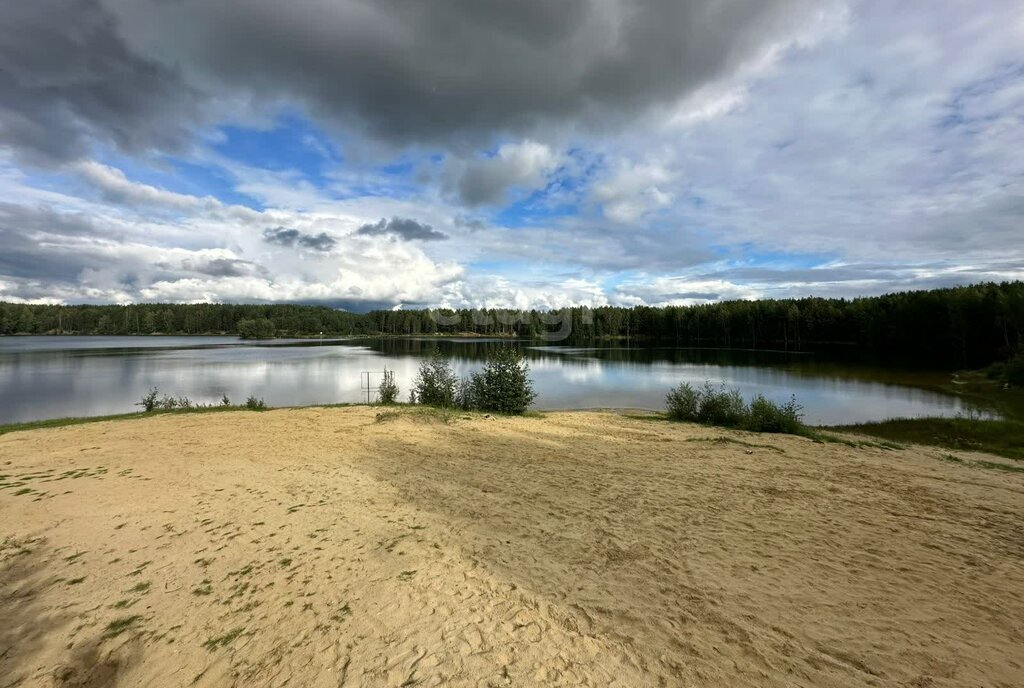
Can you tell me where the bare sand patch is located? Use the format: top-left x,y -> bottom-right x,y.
1,407 -> 1022,687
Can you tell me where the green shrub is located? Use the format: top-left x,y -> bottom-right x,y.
138,388 -> 160,412
412,348 -> 457,406
664,381 -> 805,435
1003,351 -> 1024,386
138,388 -> 196,411
378,369 -> 399,405
746,394 -> 804,434
245,395 -> 266,410
695,382 -> 747,426
468,347 -> 536,415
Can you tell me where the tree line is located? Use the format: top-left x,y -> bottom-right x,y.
2,281 -> 1022,368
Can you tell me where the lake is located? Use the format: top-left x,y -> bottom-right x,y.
0,335 -> 991,426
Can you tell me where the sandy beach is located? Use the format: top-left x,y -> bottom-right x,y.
1,407 -> 1022,687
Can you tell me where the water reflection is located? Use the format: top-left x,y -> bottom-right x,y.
0,335 -> 990,425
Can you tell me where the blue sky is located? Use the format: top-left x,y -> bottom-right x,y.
0,0 -> 1022,309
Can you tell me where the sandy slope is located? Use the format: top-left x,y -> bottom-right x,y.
1,408 -> 1022,687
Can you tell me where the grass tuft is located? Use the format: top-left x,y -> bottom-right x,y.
104,615 -> 142,638
202,627 -> 245,651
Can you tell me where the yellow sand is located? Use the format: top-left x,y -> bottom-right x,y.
1,408 -> 1022,687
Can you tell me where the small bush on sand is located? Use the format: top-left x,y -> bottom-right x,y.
245,395 -> 266,410
412,348 -> 457,407
378,369 -> 399,405
469,348 -> 536,415
137,388 -> 195,411
696,382 -> 747,426
138,388 -> 160,412
665,383 -> 699,421
746,394 -> 804,434
665,382 -> 805,435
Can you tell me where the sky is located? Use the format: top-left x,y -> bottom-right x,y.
0,0 -> 1022,311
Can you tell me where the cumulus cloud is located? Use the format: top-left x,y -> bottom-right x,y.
444,141 -> 561,206
612,276 -> 761,307
592,160 -> 675,223
356,217 -> 448,242
1,1 -> 1022,309
0,171 -> 464,307
73,161 -> 220,212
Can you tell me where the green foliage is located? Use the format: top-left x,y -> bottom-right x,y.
3,281 -> 1024,369
667,382 -> 746,426
468,347 -> 536,415
137,388 -> 195,411
378,369 -> 399,405
244,395 -> 266,410
412,348 -> 457,406
665,383 -> 699,421
747,394 -> 804,434
236,318 -> 276,339
138,388 -> 160,412
988,351 -> 1024,387
665,382 -> 805,435
454,376 -> 476,410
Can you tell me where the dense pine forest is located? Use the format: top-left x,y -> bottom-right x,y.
2,281 -> 1022,368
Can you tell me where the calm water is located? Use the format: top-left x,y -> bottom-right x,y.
0,336 -> 991,425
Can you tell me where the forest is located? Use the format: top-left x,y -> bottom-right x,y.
2,281 -> 1022,369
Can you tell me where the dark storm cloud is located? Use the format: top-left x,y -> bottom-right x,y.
356,218 -> 448,242
262,226 -> 336,252
0,0 -> 202,165
2,0 -> 823,160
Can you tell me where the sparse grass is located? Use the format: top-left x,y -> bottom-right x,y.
397,570 -> 417,581
67,576 -> 86,585
683,436 -> 785,453
104,615 -> 142,638
622,412 -> 672,423
128,581 -> 151,594
201,627 -> 245,651
127,561 -> 151,576
831,417 -> 1024,461
192,580 -> 213,596
936,452 -> 1023,473
974,459 -> 1024,474
330,603 -> 352,622
278,557 -> 293,567
0,405 -> 265,437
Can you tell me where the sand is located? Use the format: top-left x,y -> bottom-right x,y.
1,407 -> 1022,687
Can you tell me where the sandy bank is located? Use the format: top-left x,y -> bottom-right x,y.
1,408 -> 1022,687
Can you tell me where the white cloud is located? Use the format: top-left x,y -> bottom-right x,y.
73,161 -> 221,212
444,140 -> 561,206
592,160 -> 675,224
613,277 -> 761,307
